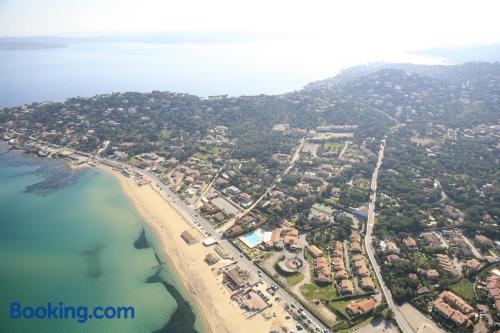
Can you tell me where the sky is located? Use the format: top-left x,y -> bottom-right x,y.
1,0 -> 500,50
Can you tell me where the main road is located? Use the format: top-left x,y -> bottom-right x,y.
97,155 -> 328,333
363,139 -> 415,333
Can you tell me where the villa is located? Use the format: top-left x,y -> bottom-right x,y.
264,222 -> 301,251
423,269 -> 440,281
403,237 -> 418,249
340,279 -> 354,294
361,277 -> 375,291
486,275 -> 500,309
335,270 -> 348,280
351,242 -> 362,253
346,298 -> 376,316
307,245 -> 324,258
387,242 -> 400,254
315,257 -> 332,284
433,291 -> 476,327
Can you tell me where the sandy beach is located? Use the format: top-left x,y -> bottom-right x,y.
102,165 -> 289,333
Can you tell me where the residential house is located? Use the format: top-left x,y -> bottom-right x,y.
475,235 -> 493,248
307,245 -> 324,258
340,279 -> 354,295
346,298 -> 376,317
387,242 -> 400,254
386,254 -> 400,263
361,277 -> 375,291
423,269 -> 440,281
403,237 -> 418,249
351,242 -> 362,253
315,257 -> 332,284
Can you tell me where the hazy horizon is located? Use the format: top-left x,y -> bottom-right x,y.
1,0 -> 500,108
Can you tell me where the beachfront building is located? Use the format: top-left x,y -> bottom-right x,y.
239,290 -> 269,315
224,266 -> 249,291
215,244 -> 232,259
203,237 -> 217,246
181,229 -> 200,244
205,253 -> 220,265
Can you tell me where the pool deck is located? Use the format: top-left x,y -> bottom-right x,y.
239,228 -> 263,248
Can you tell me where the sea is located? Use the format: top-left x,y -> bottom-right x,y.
0,40 -> 445,108
0,146 -> 204,333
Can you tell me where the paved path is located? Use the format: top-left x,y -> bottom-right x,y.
363,139 -> 442,333
461,234 -> 484,259
234,136 -> 305,221
338,141 -> 350,159
363,139 -> 415,333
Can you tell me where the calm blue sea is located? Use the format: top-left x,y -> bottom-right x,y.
0,148 -> 204,333
0,41 -> 442,108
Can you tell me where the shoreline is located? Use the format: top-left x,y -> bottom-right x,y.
101,165 -> 212,333
100,164 -> 288,333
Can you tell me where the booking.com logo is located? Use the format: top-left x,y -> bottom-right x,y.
9,302 -> 135,323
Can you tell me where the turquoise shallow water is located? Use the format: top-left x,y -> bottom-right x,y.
0,150 -> 203,333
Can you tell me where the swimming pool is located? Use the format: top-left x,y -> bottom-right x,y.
239,229 -> 263,248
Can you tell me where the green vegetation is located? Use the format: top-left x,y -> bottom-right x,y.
328,300 -> 351,317
300,283 -> 338,301
342,316 -> 374,332
285,273 -> 304,286
450,279 -> 476,303
193,152 -> 210,160
159,129 -> 171,139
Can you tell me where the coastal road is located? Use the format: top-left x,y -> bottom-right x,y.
363,139 -> 415,333
32,141 -> 329,332
98,157 -> 329,333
